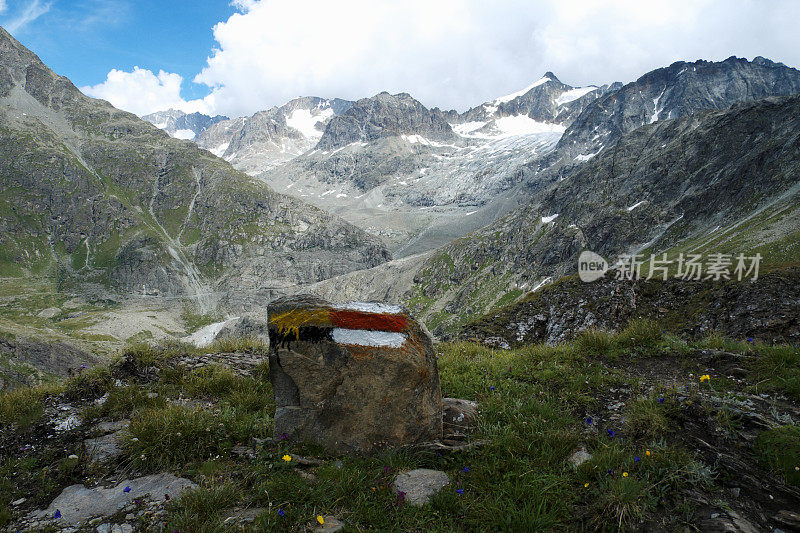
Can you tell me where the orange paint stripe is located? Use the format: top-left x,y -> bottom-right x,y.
330,310 -> 408,332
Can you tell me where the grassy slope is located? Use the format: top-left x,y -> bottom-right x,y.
1,325 -> 798,531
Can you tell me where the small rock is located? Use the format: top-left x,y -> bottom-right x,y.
68,454 -> 79,460
93,420 -> 129,434
11,497 -> 26,506
483,336 -> 510,350
568,447 -> 592,468
393,469 -> 450,506
231,445 -> 256,459
297,470 -> 317,482
442,398 -> 478,438
37,307 -> 61,319
96,524 -> 111,533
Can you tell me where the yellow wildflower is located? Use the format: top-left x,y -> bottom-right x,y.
700,374 -> 711,382
282,455 -> 292,462
317,515 -> 325,525
584,482 -> 590,488
622,472 -> 629,477
646,450 -> 651,456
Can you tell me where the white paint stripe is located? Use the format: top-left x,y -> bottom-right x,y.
331,328 -> 407,348
333,302 -> 404,314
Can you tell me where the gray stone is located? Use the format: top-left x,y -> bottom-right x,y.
35,473 -> 196,525
268,295 -> 442,453
214,316 -> 270,345
84,431 -> 126,462
37,307 -> 61,319
442,397 -> 478,438
569,447 -> 593,468
393,469 -> 450,506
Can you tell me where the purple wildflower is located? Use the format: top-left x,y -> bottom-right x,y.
53,510 -> 61,519
585,417 -> 593,425
278,509 -> 285,517
456,488 -> 464,494
634,456 -> 641,462
123,486 -> 131,493
607,429 -> 615,437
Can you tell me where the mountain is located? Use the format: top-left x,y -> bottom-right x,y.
523,56 -> 800,184
306,92 -> 800,334
142,109 -> 229,140
254,81 -> 603,254
453,71 -> 614,135
0,26 -> 390,312
193,96 -> 352,174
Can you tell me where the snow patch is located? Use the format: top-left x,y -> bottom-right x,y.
495,76 -> 552,104
541,213 -> 559,223
493,115 -> 566,137
286,108 -> 334,139
627,201 -> 646,212
555,86 -> 597,106
575,149 -> 601,162
182,318 -> 240,348
173,129 -> 195,140
650,88 -> 666,123
451,121 -> 488,136
210,142 -> 229,157
331,328 -> 407,348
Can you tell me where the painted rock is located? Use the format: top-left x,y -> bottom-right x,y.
267,294 -> 442,453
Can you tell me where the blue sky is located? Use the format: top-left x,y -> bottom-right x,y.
1,0 -> 233,100
3,1 -> 800,118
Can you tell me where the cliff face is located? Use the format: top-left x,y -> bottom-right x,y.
459,268 -> 800,346
0,26 -> 390,310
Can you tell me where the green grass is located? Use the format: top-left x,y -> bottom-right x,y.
754,425 -> 800,486
752,344 -> 800,400
181,305 -> 222,334
3,330 -> 799,531
0,382 -> 62,427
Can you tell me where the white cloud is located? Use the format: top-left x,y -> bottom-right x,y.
4,0 -> 52,33
0,1 -> 7,15
81,67 -> 214,117
87,0 -> 800,118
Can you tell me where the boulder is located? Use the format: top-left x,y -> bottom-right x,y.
33,473 -> 196,526
267,295 -> 442,453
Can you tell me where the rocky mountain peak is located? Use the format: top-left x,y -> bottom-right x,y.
315,91 -> 456,150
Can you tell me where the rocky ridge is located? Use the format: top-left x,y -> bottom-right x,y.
141,109 -> 228,140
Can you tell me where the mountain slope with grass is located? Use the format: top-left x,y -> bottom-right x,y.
309,93 -> 800,335
1,327 -> 798,531
0,26 -> 390,312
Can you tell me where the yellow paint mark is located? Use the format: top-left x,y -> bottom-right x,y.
270,308 -> 331,339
